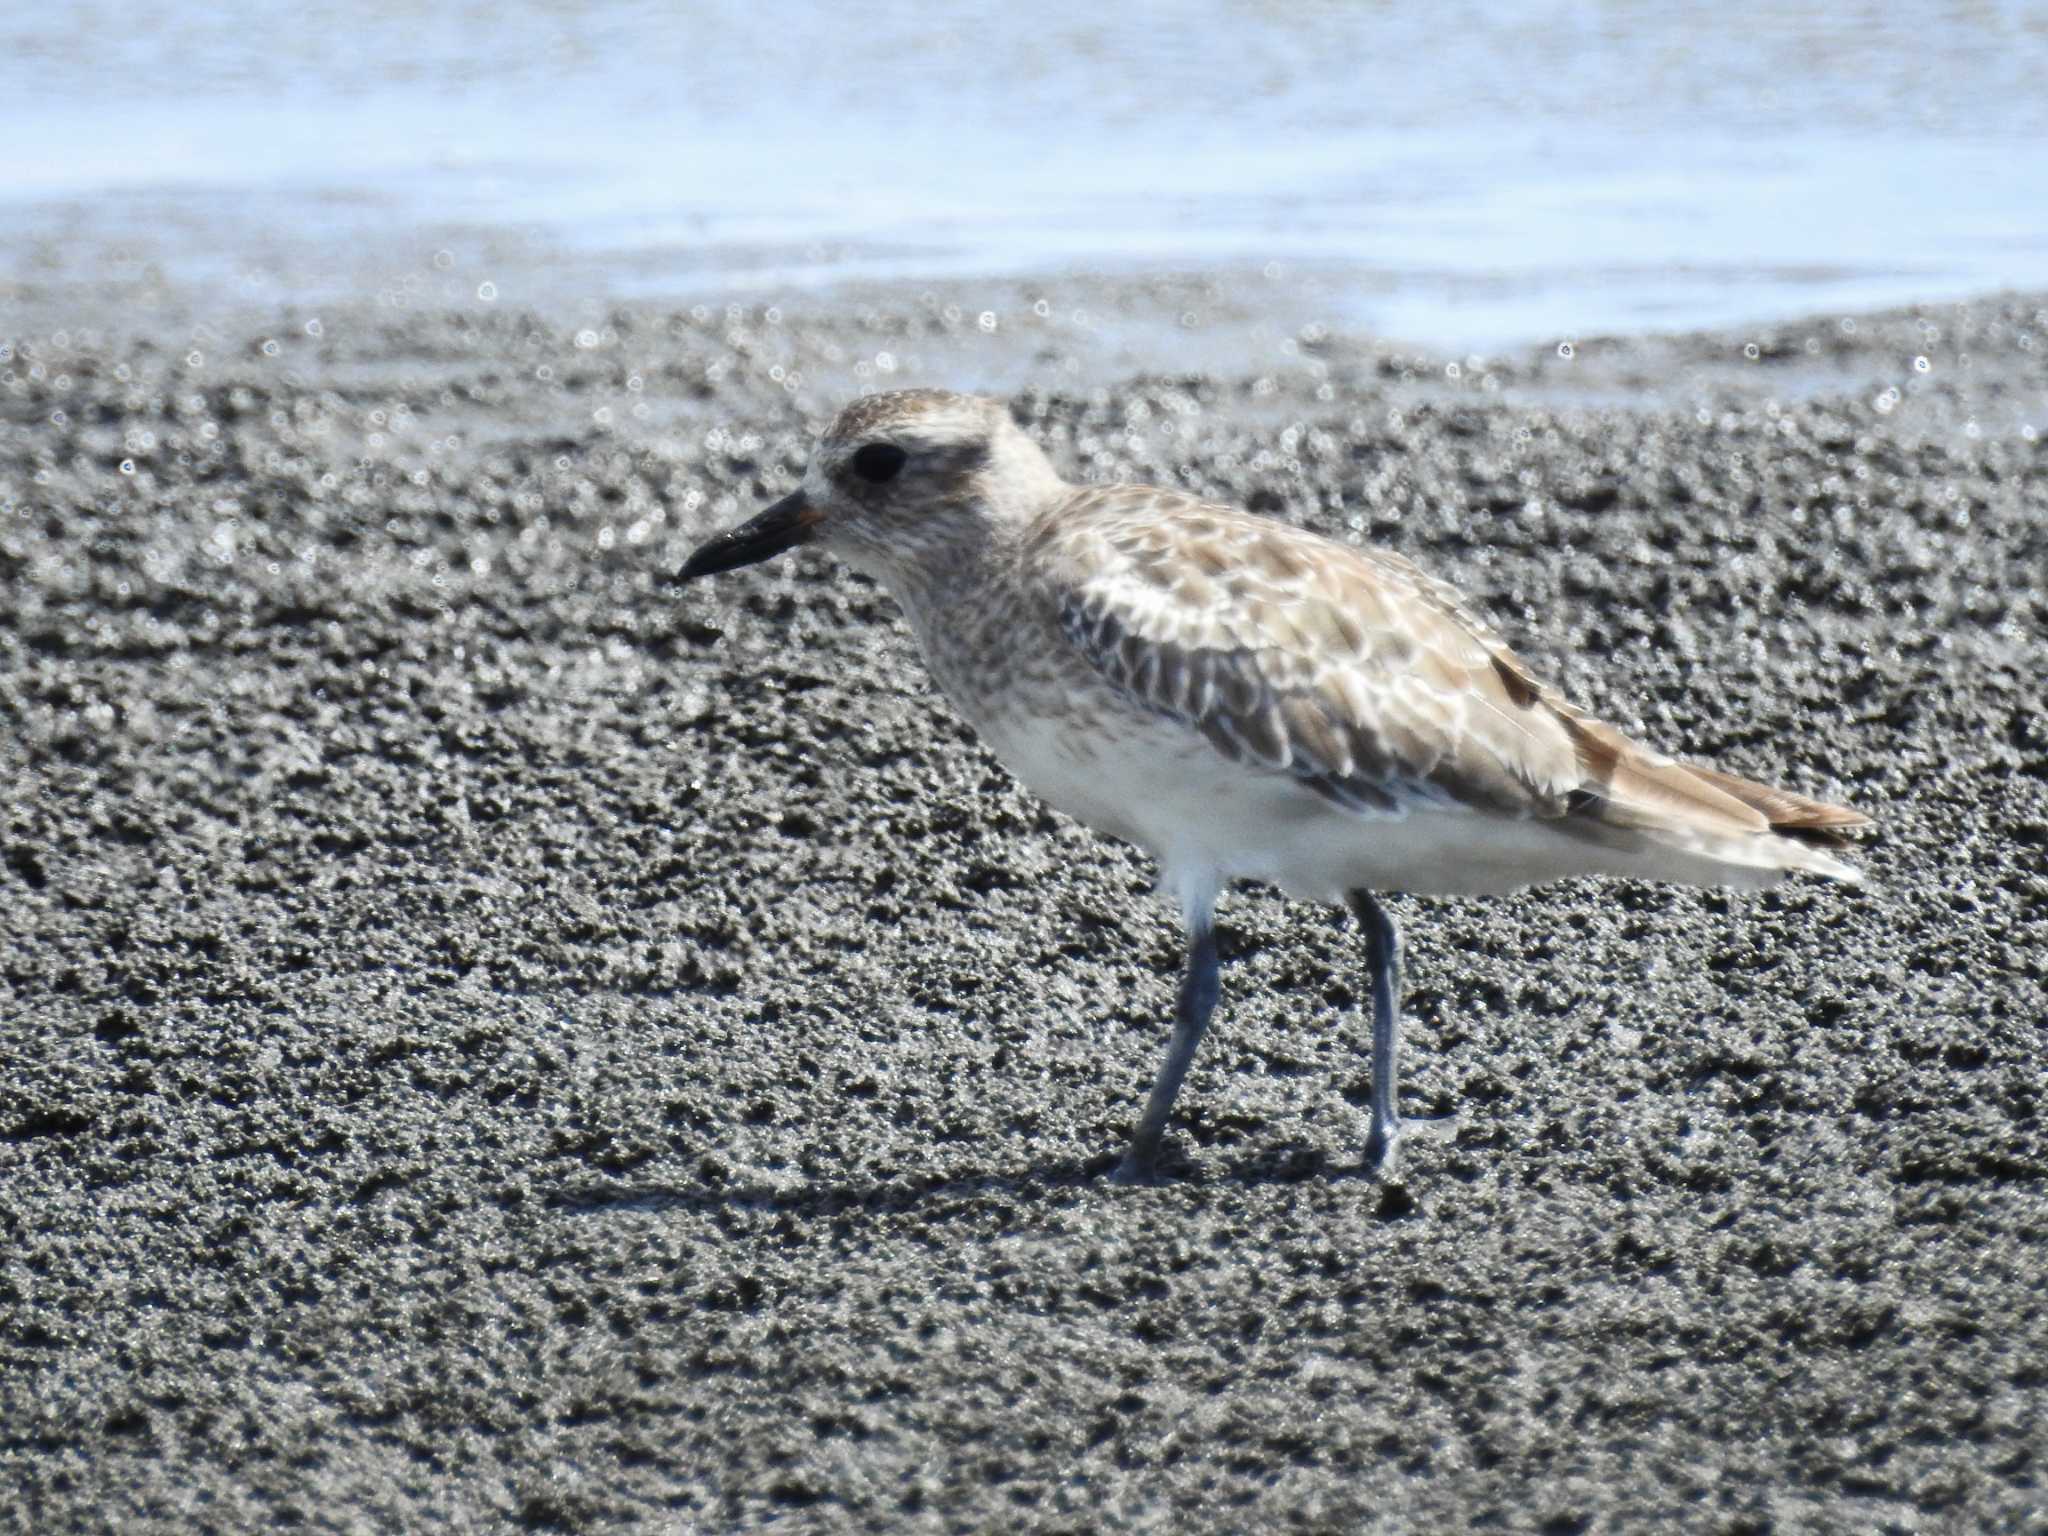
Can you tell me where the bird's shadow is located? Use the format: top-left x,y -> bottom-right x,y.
547,1143 -> 1416,1222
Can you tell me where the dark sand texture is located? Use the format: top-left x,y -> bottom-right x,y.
3,291 -> 2045,1533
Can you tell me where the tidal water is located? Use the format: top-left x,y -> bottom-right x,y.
3,1 -> 2045,348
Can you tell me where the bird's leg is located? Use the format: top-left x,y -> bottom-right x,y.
1111,916 -> 1222,1185
1347,890 -> 1408,1174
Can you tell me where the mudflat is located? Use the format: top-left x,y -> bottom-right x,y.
3,288 -> 2043,1532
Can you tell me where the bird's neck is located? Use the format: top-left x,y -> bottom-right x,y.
875,508 -> 1017,619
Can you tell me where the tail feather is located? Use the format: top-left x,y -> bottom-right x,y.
1679,761 -> 1873,845
1559,714 -> 1872,886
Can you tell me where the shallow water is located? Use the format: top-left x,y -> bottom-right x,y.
3,1 -> 2046,347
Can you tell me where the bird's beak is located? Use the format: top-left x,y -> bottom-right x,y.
678,490 -> 821,581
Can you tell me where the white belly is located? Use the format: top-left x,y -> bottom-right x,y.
969,694 -> 1775,904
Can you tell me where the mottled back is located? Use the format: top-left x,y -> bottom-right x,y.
1031,486 -> 1865,845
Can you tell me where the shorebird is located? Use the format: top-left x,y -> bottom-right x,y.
679,389 -> 1869,1183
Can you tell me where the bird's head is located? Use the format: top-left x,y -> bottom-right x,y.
679,389 -> 1064,587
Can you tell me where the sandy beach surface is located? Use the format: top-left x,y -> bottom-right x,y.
3,282 -> 2045,1532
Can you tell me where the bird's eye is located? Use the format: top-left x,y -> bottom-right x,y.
851,443 -> 907,484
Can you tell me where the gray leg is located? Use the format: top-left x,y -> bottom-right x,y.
1347,890 -> 1405,1174
1110,917 -> 1222,1184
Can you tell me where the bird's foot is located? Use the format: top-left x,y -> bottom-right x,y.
1107,1139 -> 1180,1186
1107,1158 -> 1162,1187
1361,1111 -> 1461,1178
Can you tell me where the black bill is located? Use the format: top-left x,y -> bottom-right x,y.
678,490 -> 819,581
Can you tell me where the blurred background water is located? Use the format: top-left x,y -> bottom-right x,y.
2,0 -> 2045,348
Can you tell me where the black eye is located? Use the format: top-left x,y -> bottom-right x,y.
851,443 -> 907,483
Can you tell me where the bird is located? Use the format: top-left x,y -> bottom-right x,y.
678,389 -> 1870,1183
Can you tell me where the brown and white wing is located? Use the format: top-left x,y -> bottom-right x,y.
1035,487 -> 1870,854
1037,487 -> 1586,819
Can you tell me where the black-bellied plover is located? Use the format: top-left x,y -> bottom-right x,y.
680,389 -> 1869,1183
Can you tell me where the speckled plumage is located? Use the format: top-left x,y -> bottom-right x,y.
776,390 -> 1866,902
1027,483 -> 1868,883
682,388 -> 1871,1179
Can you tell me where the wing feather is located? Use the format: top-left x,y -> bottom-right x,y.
1040,488 -> 1585,819
1033,486 -> 1870,850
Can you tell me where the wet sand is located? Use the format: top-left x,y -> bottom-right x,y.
3,285 -> 2045,1532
